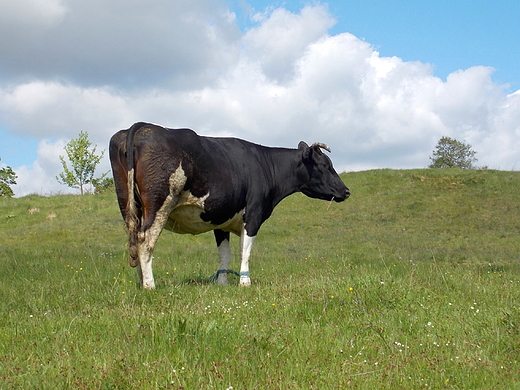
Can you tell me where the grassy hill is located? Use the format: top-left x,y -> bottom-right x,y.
1,169 -> 519,389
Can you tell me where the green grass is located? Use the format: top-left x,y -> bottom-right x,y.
1,169 -> 519,389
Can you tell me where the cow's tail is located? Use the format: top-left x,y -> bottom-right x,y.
125,122 -> 145,267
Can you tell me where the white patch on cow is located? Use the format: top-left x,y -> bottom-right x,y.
239,231 -> 256,287
126,168 -> 137,229
165,191 -> 210,234
218,210 -> 244,236
166,198 -> 244,236
138,164 -> 187,289
217,238 -> 232,285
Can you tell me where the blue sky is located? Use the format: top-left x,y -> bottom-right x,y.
5,0 -> 518,168
235,0 -> 519,88
1,0 -> 519,195
0,126 -> 39,168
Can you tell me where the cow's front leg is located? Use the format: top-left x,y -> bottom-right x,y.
214,230 -> 232,285
239,230 -> 256,286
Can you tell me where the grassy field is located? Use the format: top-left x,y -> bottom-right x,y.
1,168 -> 519,389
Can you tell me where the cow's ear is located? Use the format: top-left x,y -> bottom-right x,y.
299,141 -> 312,161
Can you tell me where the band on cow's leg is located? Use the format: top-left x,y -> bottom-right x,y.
213,230 -> 233,284
210,228 -> 255,285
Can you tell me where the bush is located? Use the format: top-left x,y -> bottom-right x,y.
429,136 -> 478,169
0,159 -> 17,197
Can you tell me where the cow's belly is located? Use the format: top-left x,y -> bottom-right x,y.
165,205 -> 244,236
165,206 -> 212,234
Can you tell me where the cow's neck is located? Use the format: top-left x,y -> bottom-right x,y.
264,148 -> 303,205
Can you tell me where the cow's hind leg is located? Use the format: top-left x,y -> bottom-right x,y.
214,229 -> 232,285
136,166 -> 186,289
136,223 -> 165,289
137,203 -> 174,289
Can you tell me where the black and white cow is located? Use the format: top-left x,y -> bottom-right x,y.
109,122 -> 350,289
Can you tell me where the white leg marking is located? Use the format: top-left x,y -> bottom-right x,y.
137,165 -> 187,289
138,231 -> 158,289
239,230 -> 256,287
217,238 -> 232,285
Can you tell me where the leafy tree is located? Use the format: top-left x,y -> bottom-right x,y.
429,136 -> 478,169
92,176 -> 114,194
56,131 -> 108,195
0,158 -> 17,197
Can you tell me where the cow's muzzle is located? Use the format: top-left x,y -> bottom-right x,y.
334,187 -> 350,202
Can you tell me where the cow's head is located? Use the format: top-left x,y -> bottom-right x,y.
298,141 -> 350,202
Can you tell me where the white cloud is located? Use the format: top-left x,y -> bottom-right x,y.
0,81 -> 133,141
0,0 -> 240,88
2,4 -> 520,196
0,0 -> 68,26
13,139 -> 70,196
476,90 -> 520,170
243,5 -> 335,83
13,138 -> 111,197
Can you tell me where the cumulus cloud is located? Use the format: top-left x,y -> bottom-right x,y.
0,0 -> 240,88
13,138 -> 111,196
243,6 -> 335,83
0,81 -> 132,141
14,139 -> 70,196
3,4 -> 520,196
0,0 -> 68,26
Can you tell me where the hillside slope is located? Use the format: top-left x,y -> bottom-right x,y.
1,168 -> 519,389
1,168 -> 519,275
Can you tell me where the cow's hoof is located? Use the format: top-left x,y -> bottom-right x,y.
217,276 -> 229,285
143,281 -> 156,289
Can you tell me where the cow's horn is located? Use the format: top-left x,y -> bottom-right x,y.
311,142 -> 331,153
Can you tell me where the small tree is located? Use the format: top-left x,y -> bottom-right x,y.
429,136 -> 478,169
56,131 -> 108,195
92,176 -> 114,194
0,158 -> 17,197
